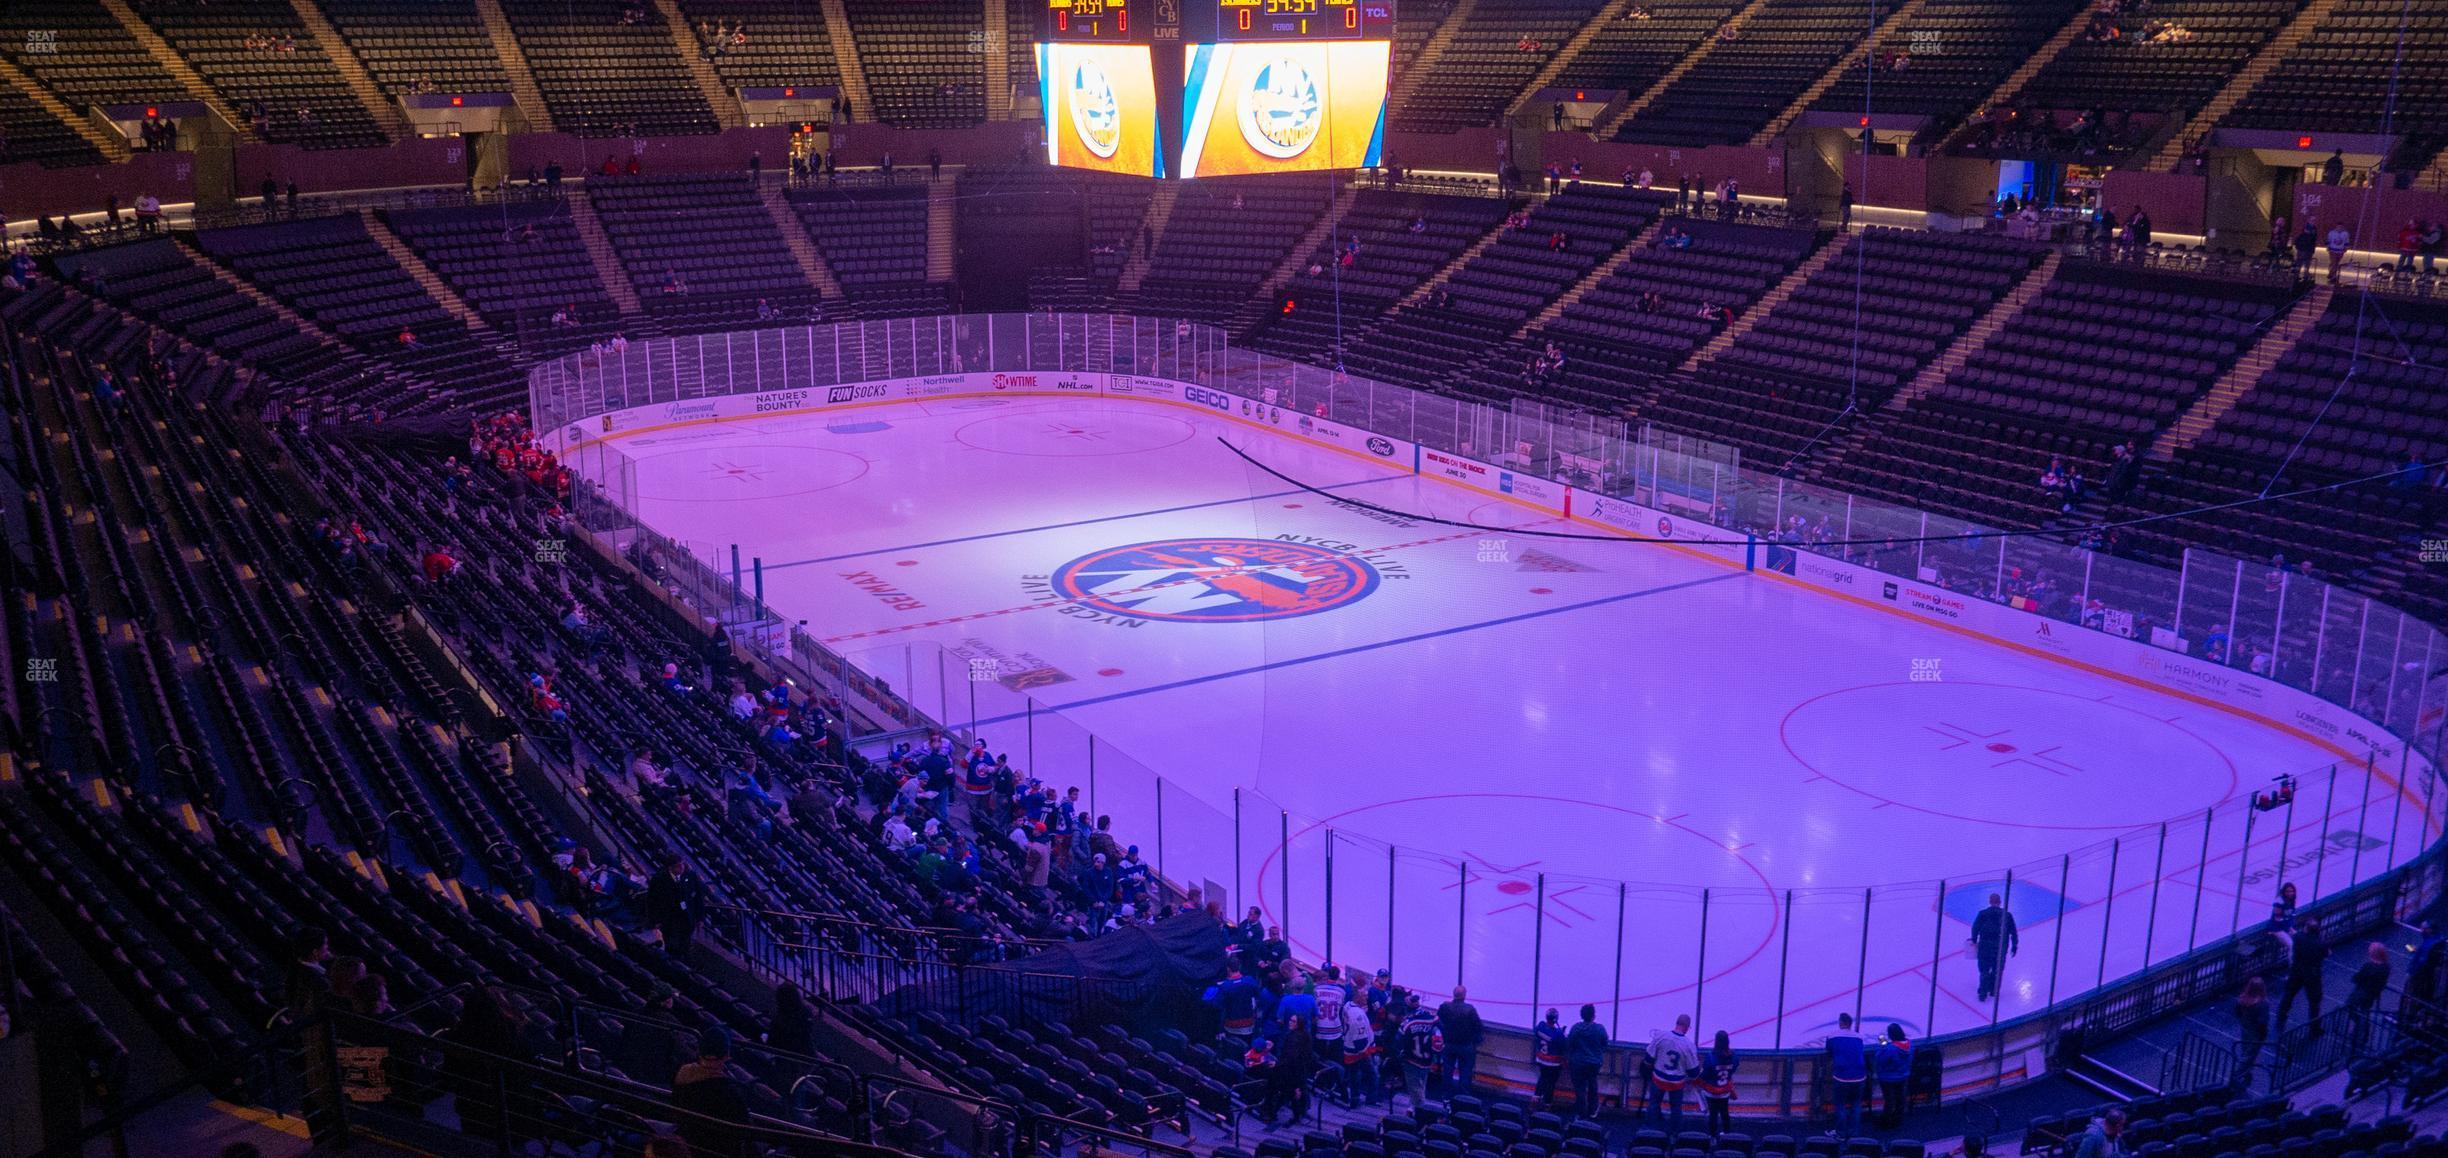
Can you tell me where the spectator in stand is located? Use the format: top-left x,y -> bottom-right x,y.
2345,942 -> 2392,1043
2325,223 -> 2353,284
766,982 -> 814,1056
2235,975 -> 2271,1084
444,987 -> 534,1143
1205,962 -> 1264,1044
283,927 -> 335,1014
2076,1109 -> 2128,1158
1531,1008 -> 1567,1107
2275,916 -> 2325,1035
1874,1023 -> 1913,1128
1646,1013 -> 1699,1129
1311,964 -> 1350,1048
672,1028 -> 752,1155
2422,219 -> 2444,274
326,956 -> 367,1013
1438,986 -> 1484,1092
1266,1015 -> 1316,1123
1395,993 -> 1440,1107
352,973 -> 394,1018
646,855 -> 706,958
420,543 -> 460,585
1697,1030 -> 1738,1135
1826,1012 -> 1868,1137
2322,150 -> 2346,185
2293,221 -> 2318,277
1566,1003 -> 1609,1119
628,746 -> 670,793
1340,990 -> 1378,1105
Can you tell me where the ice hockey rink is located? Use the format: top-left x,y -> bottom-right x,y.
588,392 -> 2428,1047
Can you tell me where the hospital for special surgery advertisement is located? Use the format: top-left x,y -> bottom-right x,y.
1040,42 -> 1166,177
1178,40 -> 1388,178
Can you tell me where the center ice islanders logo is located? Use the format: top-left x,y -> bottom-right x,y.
1051,537 -> 1376,623
1067,58 -> 1121,159
1239,57 -> 1322,160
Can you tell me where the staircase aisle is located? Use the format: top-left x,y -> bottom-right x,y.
1675,229 -> 1849,372
472,0 -> 556,131
567,194 -> 646,316
2152,284 -> 2332,460
283,0 -> 410,140
650,0 -> 744,128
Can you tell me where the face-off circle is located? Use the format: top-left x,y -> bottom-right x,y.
1050,537 -> 1378,623
1780,681 -> 2241,830
631,442 -> 869,502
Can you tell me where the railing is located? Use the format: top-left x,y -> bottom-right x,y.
2162,1029 -> 2241,1093
528,311 -> 2447,1070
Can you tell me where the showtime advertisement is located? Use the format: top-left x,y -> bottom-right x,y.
1178,40 -> 1387,177
1039,42 -> 1164,176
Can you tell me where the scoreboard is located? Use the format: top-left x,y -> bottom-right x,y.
1042,0 -> 1395,42
1043,0 -> 1132,42
1210,0 -> 1394,41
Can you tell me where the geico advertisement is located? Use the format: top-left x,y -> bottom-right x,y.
1179,40 -> 1388,178
1040,43 -> 1164,177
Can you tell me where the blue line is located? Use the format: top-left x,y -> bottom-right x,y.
973,571 -> 1741,727
763,475 -> 1405,571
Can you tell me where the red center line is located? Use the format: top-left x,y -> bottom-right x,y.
820,521 -> 1548,645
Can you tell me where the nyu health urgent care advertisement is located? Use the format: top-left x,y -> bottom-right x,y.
1178,40 -> 1388,178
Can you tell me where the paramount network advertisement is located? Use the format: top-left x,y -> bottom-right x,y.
1178,40 -> 1388,178
1038,42 -> 1165,177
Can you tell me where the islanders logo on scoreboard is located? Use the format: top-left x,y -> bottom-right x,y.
1067,57 -> 1122,159
1049,537 -> 1376,623
1238,56 -> 1323,160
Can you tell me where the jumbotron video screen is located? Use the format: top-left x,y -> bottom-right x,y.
1039,0 -> 1392,178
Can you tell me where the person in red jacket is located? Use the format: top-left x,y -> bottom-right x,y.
421,544 -> 459,584
2401,221 -> 2424,272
